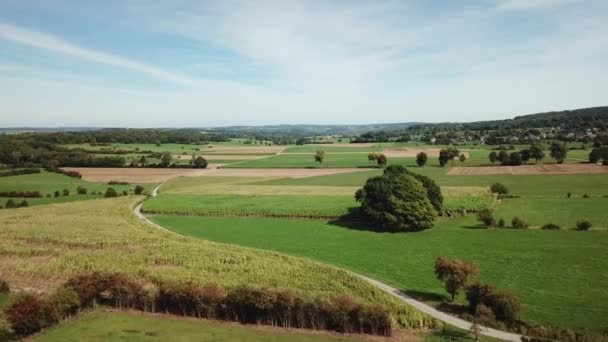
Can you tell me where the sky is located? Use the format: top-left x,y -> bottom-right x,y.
0,0 -> 607,127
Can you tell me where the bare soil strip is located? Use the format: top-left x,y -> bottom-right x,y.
62,167 -> 223,183
65,167 -> 372,183
174,155 -> 267,160
448,163 -> 608,175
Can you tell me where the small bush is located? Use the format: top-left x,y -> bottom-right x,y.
497,218 -> 505,228
121,190 -> 128,196
62,189 -> 70,196
0,314 -> 13,342
567,192 -> 571,198
46,194 -> 51,198
104,188 -> 118,198
576,220 -> 592,231
5,199 -> 17,209
0,278 -> 9,293
134,185 -> 145,195
18,200 -> 28,208
76,186 -> 87,195
511,217 -> 528,229
487,292 -> 521,324
54,190 -> 60,198
490,183 -> 509,195
4,294 -> 49,336
476,208 -> 495,227
542,223 -> 560,230
45,288 -> 80,323
582,193 -> 590,198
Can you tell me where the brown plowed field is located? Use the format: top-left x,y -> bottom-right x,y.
448,163 -> 608,175
63,167 -> 372,183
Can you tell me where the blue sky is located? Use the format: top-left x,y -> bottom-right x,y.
0,0 -> 606,127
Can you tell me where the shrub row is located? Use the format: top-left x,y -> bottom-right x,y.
0,191 -> 42,198
108,181 -> 129,185
45,168 -> 82,179
3,273 -> 392,338
2,199 -> 29,209
478,210 -> 594,231
0,168 -> 41,177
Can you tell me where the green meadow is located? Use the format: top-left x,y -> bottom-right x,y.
0,170 -> 152,207
32,311 -> 363,342
152,214 -> 608,330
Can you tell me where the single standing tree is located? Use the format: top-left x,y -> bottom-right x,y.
459,153 -> 467,164
416,152 -> 428,167
356,170 -> 437,232
498,150 -> 510,165
376,154 -> 387,168
138,155 -> 147,167
529,144 -> 545,163
193,156 -> 208,169
367,152 -> 378,165
520,149 -> 531,164
438,149 -> 450,167
447,147 -> 460,166
550,142 -> 567,164
314,150 -> 325,168
509,152 -> 522,166
488,151 -> 498,164
435,257 -> 479,301
160,152 -> 172,167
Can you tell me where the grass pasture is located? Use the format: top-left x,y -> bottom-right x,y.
33,311 -> 369,342
0,170 -> 150,207
152,214 -> 608,330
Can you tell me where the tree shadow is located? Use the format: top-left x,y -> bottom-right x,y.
328,208 -> 423,233
461,224 -> 489,230
403,289 -> 446,303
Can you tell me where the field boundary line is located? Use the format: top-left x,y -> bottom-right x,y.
133,182 -> 524,342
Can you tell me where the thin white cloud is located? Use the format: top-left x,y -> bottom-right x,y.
0,22 -> 198,86
495,0 -> 581,10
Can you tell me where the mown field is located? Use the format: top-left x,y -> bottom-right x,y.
33,311 -> 368,342
0,197 -> 435,330
0,170 -> 152,207
152,214 -> 608,330
142,175 -> 496,217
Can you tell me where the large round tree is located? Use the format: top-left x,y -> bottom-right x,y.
355,167 -> 437,232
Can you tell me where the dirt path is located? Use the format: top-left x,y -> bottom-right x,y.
133,184 -> 524,342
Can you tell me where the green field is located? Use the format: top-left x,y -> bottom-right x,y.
262,168 -> 608,198
0,293 -> 10,309
32,311 -> 365,342
0,170 -> 152,207
226,153 -> 406,168
152,214 -> 608,330
143,194 -> 356,218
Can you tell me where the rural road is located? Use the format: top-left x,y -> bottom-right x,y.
134,183 -> 524,342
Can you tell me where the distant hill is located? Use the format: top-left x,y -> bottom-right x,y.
408,106 -> 608,131
209,123 -> 420,136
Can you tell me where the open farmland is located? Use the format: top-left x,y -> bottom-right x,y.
61,167 -> 221,183
34,311 -> 383,342
449,163 -> 608,175
152,213 -> 608,330
0,197 -> 435,330
0,170 -> 152,206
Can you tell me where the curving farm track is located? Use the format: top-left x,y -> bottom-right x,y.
135,183 -> 524,342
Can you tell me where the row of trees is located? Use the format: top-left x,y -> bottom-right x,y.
434,257 -> 521,326
488,143 -> 568,165
2,273 -> 392,338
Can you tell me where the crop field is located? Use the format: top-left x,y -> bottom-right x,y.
143,176 -> 496,217
33,311 -> 377,342
152,214 -> 608,330
0,197 -> 435,330
0,170 -> 151,207
61,167 -> 219,183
